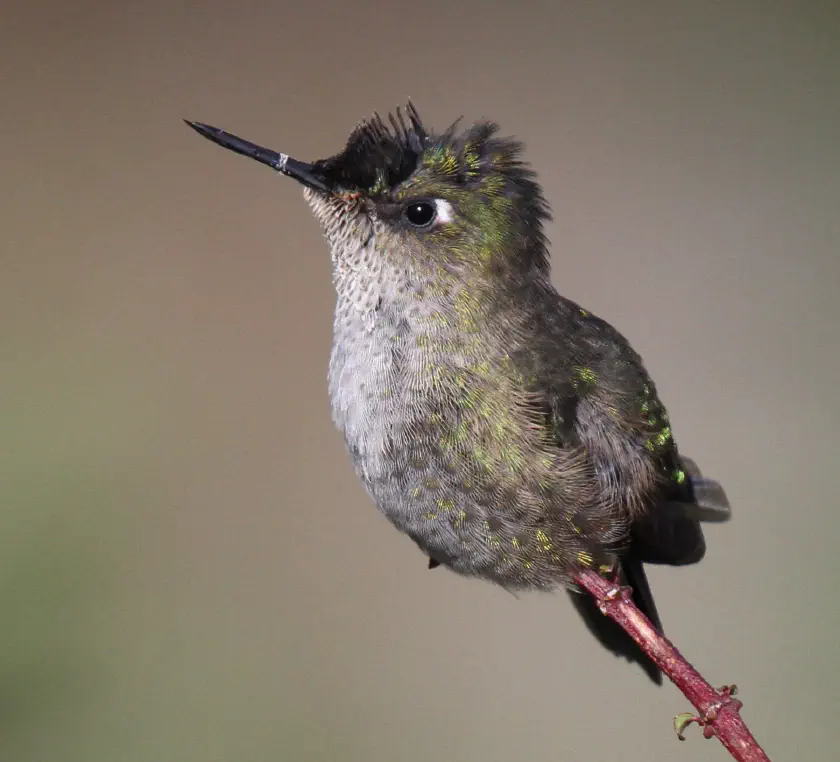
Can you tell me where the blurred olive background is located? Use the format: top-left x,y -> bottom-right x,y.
2,1 -> 839,760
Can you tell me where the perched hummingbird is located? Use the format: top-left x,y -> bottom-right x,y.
185,103 -> 730,683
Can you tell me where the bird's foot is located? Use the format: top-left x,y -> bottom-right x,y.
674,685 -> 741,740
595,567 -> 633,614
606,561 -> 622,587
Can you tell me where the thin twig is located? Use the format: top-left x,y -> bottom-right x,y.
572,568 -> 770,762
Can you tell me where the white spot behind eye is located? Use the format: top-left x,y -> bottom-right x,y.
433,199 -> 455,224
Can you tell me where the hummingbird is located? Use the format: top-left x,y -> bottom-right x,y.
185,103 -> 730,684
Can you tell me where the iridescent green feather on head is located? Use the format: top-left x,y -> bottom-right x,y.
312,101 -> 551,273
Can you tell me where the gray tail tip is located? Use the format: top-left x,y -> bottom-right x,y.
691,478 -> 731,523
680,456 -> 731,523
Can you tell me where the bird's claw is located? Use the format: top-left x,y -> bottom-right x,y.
589,561 -> 633,615
673,685 -> 742,741
595,580 -> 633,614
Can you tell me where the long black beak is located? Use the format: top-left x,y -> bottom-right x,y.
184,120 -> 330,193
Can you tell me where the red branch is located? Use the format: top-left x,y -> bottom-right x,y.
572,568 -> 770,762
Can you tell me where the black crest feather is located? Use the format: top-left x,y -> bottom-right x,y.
314,102 -> 427,193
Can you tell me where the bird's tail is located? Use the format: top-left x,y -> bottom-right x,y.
632,455 -> 731,566
568,455 -> 730,684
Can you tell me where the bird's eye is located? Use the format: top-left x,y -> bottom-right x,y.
403,201 -> 437,228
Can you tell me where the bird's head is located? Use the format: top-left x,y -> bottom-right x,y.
186,103 -> 551,286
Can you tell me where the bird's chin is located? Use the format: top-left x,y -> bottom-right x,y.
302,188 -> 372,253
303,186 -> 363,215
302,187 -> 336,222
302,186 -> 330,202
